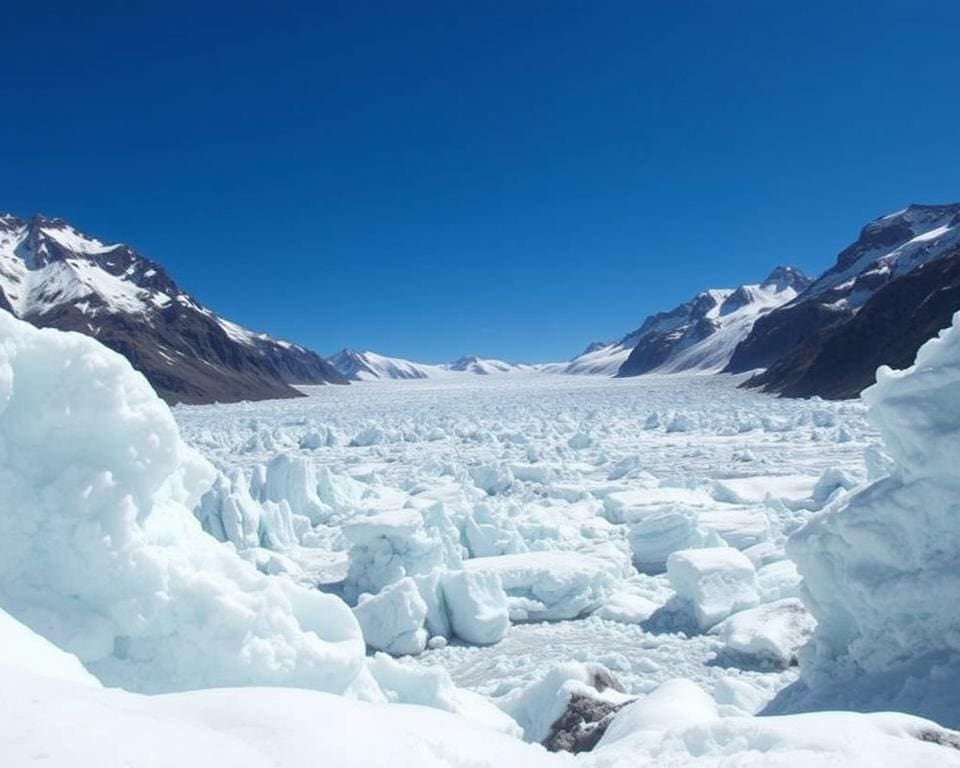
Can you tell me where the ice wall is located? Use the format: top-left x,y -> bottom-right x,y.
788,311 -> 960,724
0,312 -> 371,696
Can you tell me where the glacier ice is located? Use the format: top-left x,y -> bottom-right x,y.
787,311 -> 960,725
0,311 -> 370,695
666,547 -> 760,631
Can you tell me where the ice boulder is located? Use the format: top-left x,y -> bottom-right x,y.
0,312 -> 371,696
711,598 -> 815,667
261,453 -> 331,524
756,559 -> 803,602
666,547 -> 759,631
470,463 -> 515,495
464,544 -> 630,621
439,569 -> 510,645
627,509 -> 725,574
342,507 -> 462,603
787,312 -> 960,725
352,578 -> 428,656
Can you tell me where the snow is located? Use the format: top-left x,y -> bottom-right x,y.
5,310 -> 960,765
711,598 -> 815,667
353,577 -> 429,655
598,678 -> 718,743
0,663 -> 556,768
0,311 -> 371,696
0,607 -> 101,688
563,342 -> 633,375
440,569 -> 510,645
666,548 -> 760,631
463,547 -> 631,621
784,310 -> 960,726
590,700 -> 960,768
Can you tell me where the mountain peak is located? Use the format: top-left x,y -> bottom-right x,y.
761,265 -> 811,292
0,212 -> 346,402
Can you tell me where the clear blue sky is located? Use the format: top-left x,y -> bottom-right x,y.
3,2 -> 958,362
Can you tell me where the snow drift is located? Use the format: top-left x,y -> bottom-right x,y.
786,311 -> 960,725
0,311 -> 371,695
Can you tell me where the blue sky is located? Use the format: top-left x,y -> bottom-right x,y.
3,2 -> 959,362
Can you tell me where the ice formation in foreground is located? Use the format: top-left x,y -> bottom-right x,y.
4,605 -> 960,768
0,312 -> 371,696
786,311 -> 960,726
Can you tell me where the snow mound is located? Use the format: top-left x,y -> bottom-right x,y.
711,598 -> 815,667
787,311 -> 960,725
1,661 -> 554,768
0,607 -> 100,688
592,694 -> 960,768
666,547 -> 759,631
0,312 -> 369,695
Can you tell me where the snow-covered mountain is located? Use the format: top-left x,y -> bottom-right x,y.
327,350 -> 534,380
562,340 -> 635,376
0,213 -> 346,404
328,348 -> 433,381
730,203 -> 960,398
444,355 -> 530,375
608,266 -> 811,378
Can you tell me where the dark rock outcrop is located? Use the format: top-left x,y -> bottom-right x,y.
542,666 -> 631,755
543,692 -> 626,754
729,203 -> 960,399
746,249 -> 960,399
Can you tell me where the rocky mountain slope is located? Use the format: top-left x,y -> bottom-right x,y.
0,214 -> 345,404
728,203 -> 960,398
614,267 -> 811,378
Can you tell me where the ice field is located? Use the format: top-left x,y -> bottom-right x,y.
175,372 -> 874,713
4,309 -> 960,766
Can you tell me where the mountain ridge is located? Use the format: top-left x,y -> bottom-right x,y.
0,213 -> 346,404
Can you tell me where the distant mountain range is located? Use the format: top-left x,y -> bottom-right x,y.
0,214 -> 345,404
562,266 -> 810,379
326,350 -> 530,380
329,204 -> 960,400
5,204 -> 957,403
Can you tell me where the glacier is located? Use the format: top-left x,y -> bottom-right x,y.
3,306 -> 960,765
